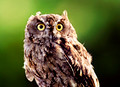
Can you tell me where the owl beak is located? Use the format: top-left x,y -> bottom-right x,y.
46,26 -> 51,29
46,26 -> 53,32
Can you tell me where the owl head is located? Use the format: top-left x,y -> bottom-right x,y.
25,11 -> 77,45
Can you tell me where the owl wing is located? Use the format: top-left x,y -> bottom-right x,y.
24,57 -> 35,82
59,41 -> 99,87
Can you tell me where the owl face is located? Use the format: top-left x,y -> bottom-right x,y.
25,11 -> 77,45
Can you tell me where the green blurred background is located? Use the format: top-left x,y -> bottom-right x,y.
0,0 -> 120,87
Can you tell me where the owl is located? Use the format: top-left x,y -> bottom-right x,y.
24,11 -> 100,87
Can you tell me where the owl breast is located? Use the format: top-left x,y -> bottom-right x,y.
24,36 -> 76,86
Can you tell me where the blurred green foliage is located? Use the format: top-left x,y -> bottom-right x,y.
0,0 -> 120,87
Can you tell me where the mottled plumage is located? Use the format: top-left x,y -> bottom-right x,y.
24,11 -> 99,87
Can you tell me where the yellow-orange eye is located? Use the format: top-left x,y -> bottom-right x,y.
56,23 -> 63,31
37,23 -> 45,31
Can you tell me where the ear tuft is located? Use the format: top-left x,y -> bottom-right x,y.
62,10 -> 67,16
36,11 -> 41,16
62,10 -> 68,20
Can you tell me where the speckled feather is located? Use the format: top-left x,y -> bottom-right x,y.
24,11 -> 99,87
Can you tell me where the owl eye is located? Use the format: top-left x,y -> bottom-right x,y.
37,23 -> 45,31
56,23 -> 63,31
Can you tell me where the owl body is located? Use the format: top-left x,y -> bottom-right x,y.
24,11 -> 99,87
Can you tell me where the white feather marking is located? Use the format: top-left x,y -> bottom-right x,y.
80,69 -> 82,76
39,17 -> 45,23
70,79 -> 77,87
